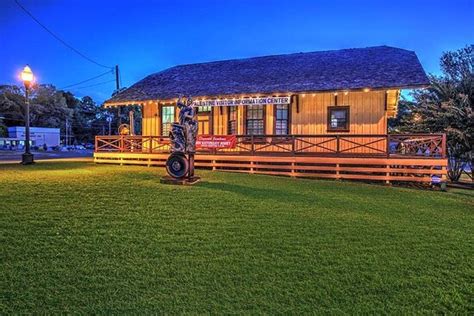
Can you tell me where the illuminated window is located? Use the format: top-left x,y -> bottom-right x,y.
197,105 -> 211,113
327,106 -> 349,131
246,105 -> 264,135
161,106 -> 175,136
228,106 -> 237,135
275,104 -> 289,135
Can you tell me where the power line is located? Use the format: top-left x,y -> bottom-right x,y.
73,79 -> 116,90
60,70 -> 113,90
14,0 -> 114,70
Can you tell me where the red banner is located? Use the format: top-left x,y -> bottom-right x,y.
197,135 -> 237,149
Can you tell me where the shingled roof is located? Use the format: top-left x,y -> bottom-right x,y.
105,46 -> 429,105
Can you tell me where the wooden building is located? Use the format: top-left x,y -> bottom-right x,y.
96,46 -> 447,185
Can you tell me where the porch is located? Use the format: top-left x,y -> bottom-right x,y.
94,134 -> 447,184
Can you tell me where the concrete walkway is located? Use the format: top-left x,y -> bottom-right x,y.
0,156 -> 93,164
0,150 -> 93,164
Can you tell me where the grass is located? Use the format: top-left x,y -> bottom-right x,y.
0,161 -> 473,314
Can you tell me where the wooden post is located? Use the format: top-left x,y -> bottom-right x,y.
119,135 -> 124,152
441,165 -> 447,191
115,65 -> 122,126
336,135 -> 340,155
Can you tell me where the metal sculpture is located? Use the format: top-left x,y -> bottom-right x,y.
162,96 -> 200,184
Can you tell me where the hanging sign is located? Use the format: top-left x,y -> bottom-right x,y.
197,135 -> 237,149
194,96 -> 290,107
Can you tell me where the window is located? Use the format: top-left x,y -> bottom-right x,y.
228,106 -> 237,135
327,106 -> 349,131
275,104 -> 290,135
197,105 -> 211,113
245,105 -> 264,135
161,106 -> 175,136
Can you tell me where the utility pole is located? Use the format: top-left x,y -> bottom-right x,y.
115,65 -> 122,127
129,110 -> 135,136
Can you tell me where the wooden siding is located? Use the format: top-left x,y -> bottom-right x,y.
290,91 -> 388,134
143,90 -> 399,139
212,106 -> 228,135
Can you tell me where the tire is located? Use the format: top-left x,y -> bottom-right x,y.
166,153 -> 189,178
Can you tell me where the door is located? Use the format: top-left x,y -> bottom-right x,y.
197,106 -> 212,135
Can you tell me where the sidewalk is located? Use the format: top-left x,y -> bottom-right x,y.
0,150 -> 94,164
0,157 -> 93,164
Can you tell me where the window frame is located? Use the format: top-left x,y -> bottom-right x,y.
327,106 -> 350,132
160,105 -> 175,136
273,104 -> 291,135
227,106 -> 237,135
244,104 -> 266,136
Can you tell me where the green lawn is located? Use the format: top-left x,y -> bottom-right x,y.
1,162 -> 473,314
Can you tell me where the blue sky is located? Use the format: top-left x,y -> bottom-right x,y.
1,0 -> 473,103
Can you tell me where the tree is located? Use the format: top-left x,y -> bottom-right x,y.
0,85 -> 27,126
0,117 -> 7,137
72,96 -> 101,143
388,99 -> 416,132
31,84 -> 73,129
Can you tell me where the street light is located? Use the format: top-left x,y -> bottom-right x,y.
20,65 -> 34,165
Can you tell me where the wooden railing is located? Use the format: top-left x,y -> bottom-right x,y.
95,134 -> 446,158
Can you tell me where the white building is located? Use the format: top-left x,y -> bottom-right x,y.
0,126 -> 60,148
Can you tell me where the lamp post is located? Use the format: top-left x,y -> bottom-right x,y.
21,65 -> 34,165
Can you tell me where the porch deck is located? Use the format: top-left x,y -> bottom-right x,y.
94,134 -> 447,184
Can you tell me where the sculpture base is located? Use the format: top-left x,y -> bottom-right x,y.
160,176 -> 201,185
